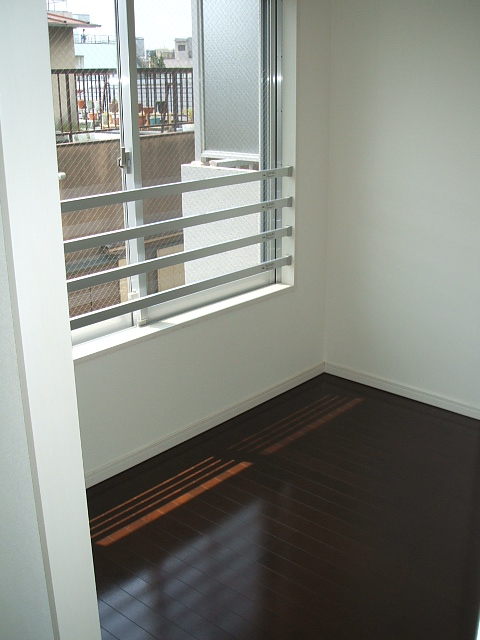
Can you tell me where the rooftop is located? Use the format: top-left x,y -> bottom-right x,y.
47,11 -> 98,29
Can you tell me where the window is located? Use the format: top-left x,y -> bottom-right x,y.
50,0 -> 292,343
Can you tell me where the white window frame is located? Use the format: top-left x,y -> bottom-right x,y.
65,0 -> 291,345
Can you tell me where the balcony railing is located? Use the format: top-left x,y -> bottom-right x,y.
73,34 -> 117,45
51,67 -> 194,142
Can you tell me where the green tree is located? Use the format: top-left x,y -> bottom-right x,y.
149,51 -> 165,69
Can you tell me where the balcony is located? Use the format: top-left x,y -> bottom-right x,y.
52,67 -> 196,319
51,67 -> 194,142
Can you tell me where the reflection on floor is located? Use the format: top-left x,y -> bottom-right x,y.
87,374 -> 480,640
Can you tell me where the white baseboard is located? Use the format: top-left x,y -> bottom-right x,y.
325,363 -> 480,420
85,362 -> 326,488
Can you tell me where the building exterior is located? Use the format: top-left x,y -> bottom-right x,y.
147,46 -> 175,63
47,10 -> 97,69
163,37 -> 193,68
48,11 -> 98,133
74,35 -> 146,69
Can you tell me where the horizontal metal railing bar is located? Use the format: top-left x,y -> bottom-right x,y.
70,255 -> 292,330
60,166 -> 293,213
51,67 -> 192,74
67,227 -> 292,292
63,197 -> 292,254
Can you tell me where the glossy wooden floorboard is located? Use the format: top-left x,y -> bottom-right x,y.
88,374 -> 480,639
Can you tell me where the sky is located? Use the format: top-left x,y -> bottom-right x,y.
52,0 -> 192,50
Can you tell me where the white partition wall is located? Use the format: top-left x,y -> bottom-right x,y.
0,1 -> 101,638
0,199 -> 55,640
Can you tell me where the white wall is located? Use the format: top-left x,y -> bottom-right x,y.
325,0 -> 480,416
0,2 -> 101,637
0,200 -> 54,640
74,0 -> 331,484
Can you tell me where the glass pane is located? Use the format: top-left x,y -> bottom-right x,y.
134,0 -> 195,297
66,237 -> 127,317
181,176 -> 262,284
48,1 -> 121,148
133,0 -> 270,312
181,0 -> 268,291
47,1 -> 125,318
48,0 -> 276,333
202,0 -> 261,156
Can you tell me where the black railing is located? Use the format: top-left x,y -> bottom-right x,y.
52,68 -> 194,141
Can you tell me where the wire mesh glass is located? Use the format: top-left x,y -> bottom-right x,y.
48,0 -> 275,326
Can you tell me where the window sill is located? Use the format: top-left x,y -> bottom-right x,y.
72,283 -> 292,364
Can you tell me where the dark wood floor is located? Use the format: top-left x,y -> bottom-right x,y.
87,374 -> 480,640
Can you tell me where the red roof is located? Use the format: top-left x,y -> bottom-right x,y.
47,11 -> 99,28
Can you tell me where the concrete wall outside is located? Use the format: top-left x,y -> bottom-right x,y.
49,27 -> 76,70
